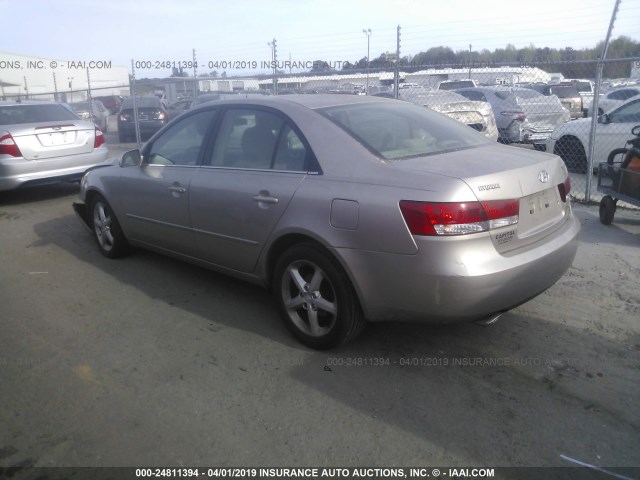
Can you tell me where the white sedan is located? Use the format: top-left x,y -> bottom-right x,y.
585,86 -> 640,117
546,96 -> 640,173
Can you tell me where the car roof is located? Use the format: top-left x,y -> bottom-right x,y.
191,93 -> 396,111
0,100 -> 66,106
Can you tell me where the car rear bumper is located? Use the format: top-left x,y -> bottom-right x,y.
336,211 -> 580,323
118,121 -> 166,134
0,147 -> 109,191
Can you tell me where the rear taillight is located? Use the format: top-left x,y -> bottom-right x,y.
558,177 -> 571,202
501,111 -> 526,122
157,111 -> 167,120
94,128 -> 105,148
0,133 -> 22,157
399,200 -> 519,236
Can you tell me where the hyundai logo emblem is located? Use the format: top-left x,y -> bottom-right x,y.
538,170 -> 550,183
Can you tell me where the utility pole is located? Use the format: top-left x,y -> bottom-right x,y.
363,29 -> 371,95
468,44 -> 472,79
395,25 -> 401,98
192,49 -> 198,101
68,77 -> 74,103
268,39 -> 278,95
53,72 -> 58,101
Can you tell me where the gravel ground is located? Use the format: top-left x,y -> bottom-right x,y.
0,180 -> 638,478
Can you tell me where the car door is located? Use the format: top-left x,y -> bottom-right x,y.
595,98 -> 640,161
117,109 -> 218,257
189,107 -> 310,273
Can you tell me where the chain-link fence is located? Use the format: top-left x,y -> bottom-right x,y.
3,53 -> 640,208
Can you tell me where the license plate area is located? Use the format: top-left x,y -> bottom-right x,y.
37,131 -> 77,146
518,188 -> 564,238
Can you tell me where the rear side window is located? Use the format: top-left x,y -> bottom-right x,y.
607,89 -> 640,101
0,104 -> 79,125
549,86 -> 580,98
608,98 -> 640,123
320,101 -> 488,160
207,108 -> 309,171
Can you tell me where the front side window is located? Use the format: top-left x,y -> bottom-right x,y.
146,110 -> 217,166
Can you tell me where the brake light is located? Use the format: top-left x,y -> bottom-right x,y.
501,111 -> 526,122
94,127 -> 105,148
558,177 -> 571,202
157,111 -> 167,120
0,133 -> 22,157
399,200 -> 519,236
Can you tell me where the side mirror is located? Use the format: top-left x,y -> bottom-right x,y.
120,149 -> 141,167
597,114 -> 610,125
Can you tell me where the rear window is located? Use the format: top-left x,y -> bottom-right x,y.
548,86 -> 580,98
319,101 -> 488,160
572,81 -> 593,93
0,103 -> 80,125
122,97 -> 162,108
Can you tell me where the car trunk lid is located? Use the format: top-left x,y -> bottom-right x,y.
392,144 -> 571,253
10,122 -> 96,160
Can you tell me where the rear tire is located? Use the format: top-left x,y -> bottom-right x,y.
599,196 -> 616,225
273,242 -> 365,349
90,195 -> 130,258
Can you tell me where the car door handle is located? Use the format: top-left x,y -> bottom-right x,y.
252,193 -> 279,204
168,186 -> 187,194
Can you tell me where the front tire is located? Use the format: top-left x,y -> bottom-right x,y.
90,195 -> 129,258
273,243 -> 365,349
554,136 -> 587,174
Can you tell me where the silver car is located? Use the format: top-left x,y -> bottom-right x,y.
0,101 -> 109,191
456,86 -> 571,147
400,90 -> 498,140
73,95 -> 580,349
69,100 -> 110,132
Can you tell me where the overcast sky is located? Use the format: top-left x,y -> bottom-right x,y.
1,0 -> 638,76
